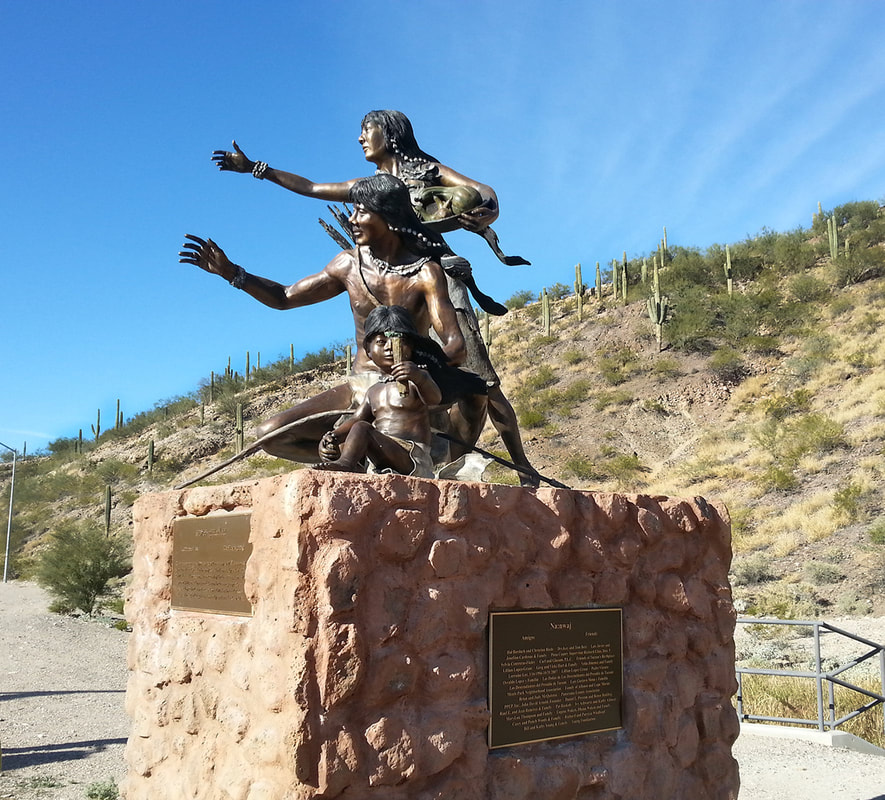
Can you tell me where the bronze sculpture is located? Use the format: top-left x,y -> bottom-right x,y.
181,173 -> 468,463
315,305 -> 478,477
210,110 -> 538,485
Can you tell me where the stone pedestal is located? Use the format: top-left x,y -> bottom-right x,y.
123,471 -> 739,800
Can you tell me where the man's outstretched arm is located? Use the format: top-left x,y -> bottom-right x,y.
179,234 -> 347,310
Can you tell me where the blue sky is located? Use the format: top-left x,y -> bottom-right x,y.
2,0 -> 885,453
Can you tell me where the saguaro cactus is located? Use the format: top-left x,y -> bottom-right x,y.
147,439 -> 155,473
541,288 -> 551,335
621,252 -> 628,303
104,485 -> 112,536
575,264 -> 584,323
827,214 -> 839,260
595,261 -> 602,301
91,409 -> 101,442
647,256 -> 669,352
235,403 -> 244,453
724,244 -> 734,296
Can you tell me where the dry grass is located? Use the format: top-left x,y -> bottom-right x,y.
737,674 -> 884,749
756,492 -> 844,555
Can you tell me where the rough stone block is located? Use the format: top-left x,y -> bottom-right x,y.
123,472 -> 739,799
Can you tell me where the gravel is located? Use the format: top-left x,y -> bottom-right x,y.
1,580 -> 883,800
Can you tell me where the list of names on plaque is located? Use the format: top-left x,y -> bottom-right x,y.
171,513 -> 253,616
489,608 -> 622,748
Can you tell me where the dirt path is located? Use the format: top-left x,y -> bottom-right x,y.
1,581 -> 883,799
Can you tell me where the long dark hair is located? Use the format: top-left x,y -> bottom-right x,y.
363,305 -> 487,404
362,109 -> 437,163
349,173 -> 451,257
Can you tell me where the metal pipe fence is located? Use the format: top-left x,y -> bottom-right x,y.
735,617 -> 885,735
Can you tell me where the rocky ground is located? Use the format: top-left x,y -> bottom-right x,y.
1,581 -> 883,799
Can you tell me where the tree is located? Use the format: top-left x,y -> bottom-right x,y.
36,521 -> 130,615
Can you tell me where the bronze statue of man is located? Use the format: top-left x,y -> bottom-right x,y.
211,110 -> 538,485
180,173 -> 466,463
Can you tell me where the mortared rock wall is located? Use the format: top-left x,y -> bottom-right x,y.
123,470 -> 739,799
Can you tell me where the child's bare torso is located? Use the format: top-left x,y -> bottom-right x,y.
367,381 -> 433,444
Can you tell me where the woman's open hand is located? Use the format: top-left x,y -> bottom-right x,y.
211,140 -> 254,173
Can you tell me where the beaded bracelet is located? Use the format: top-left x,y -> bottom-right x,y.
252,161 -> 268,179
229,265 -> 247,289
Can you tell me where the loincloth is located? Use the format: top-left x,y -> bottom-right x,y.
367,434 -> 434,479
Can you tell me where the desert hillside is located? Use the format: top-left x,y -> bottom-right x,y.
3,199 -> 885,618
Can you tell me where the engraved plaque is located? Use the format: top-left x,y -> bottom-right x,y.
488,608 -> 622,748
171,513 -> 253,616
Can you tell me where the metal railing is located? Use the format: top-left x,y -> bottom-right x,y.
735,617 -> 885,735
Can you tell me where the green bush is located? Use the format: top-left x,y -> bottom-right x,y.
562,348 -> 584,365
593,390 -> 632,411
804,561 -> 845,585
597,347 -> 641,386
504,290 -> 536,310
547,282 -> 572,301
563,455 -> 603,480
517,408 -> 547,428
524,365 -> 558,391
709,348 -> 745,384
86,780 -> 119,800
761,390 -> 813,420
732,553 -> 776,586
868,519 -> 885,545
788,274 -> 829,303
36,521 -> 130,615
651,358 -> 682,378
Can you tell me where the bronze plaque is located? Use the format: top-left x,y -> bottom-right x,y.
488,608 -> 622,748
171,513 -> 253,616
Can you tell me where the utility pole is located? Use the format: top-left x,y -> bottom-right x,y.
0,441 -> 19,583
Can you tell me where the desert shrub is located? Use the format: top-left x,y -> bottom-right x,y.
86,780 -> 120,800
505,290 -> 536,310
597,347 -> 641,386
95,459 -> 138,484
759,465 -> 798,492
600,449 -> 645,486
562,348 -> 584,365
524,365 -> 558,391
547,282 -> 572,301
760,390 -> 813,420
709,348 -> 745,383
666,287 -> 717,352
593,390 -> 633,411
845,349 -> 874,370
651,358 -> 682,378
804,561 -> 845,585
831,247 -> 885,286
772,228 -> 815,273
36,521 -> 130,615
563,455 -> 603,480
732,553 -> 776,586
517,408 -> 547,429
868,519 -> 885,545
788,273 -> 829,303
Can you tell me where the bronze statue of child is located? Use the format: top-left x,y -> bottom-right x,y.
315,305 -> 486,477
